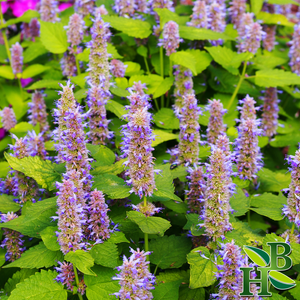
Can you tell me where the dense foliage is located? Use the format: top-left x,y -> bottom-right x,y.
0,0 -> 300,299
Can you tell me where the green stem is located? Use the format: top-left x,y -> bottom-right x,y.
0,5 -> 11,63
73,265 -> 84,300
227,61 -> 248,111
291,223 -> 295,235
154,264 -> 159,275
160,46 -> 164,108
153,97 -> 159,111
144,57 -> 150,74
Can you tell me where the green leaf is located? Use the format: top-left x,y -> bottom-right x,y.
163,200 -> 187,213
257,168 -> 291,192
0,194 -> 20,213
1,10 -> 39,28
86,144 -> 115,166
40,21 -> 68,54
85,265 -> 119,300
170,51 -> 197,75
268,0 -> 298,4
0,66 -> 14,79
187,247 -> 217,288
107,43 -> 123,59
3,242 -> 63,269
0,161 -> 10,178
106,99 -> 127,119
179,287 -> 205,300
269,270 -> 296,290
0,247 -> 5,267
65,250 -> 96,276
253,54 -> 288,70
8,270 -> 67,300
258,136 -> 269,148
243,245 -> 270,267
179,25 -> 235,41
0,197 -> 57,238
137,45 -> 148,58
251,0 -> 264,15
255,69 -> 300,87
107,231 -> 129,244
256,11 -> 294,27
9,122 -> 34,134
290,243 -> 300,265
156,270 -> 189,284
152,129 -> 178,147
230,188 -> 250,217
93,174 -> 130,199
5,154 -> 64,191
23,41 -> 48,63
185,49 -> 212,74
70,73 -> 88,89
22,64 -> 50,79
149,235 -> 192,269
154,8 -> 189,27
205,46 -> 252,75
152,281 -> 181,300
90,242 -> 119,268
102,15 -> 151,39
127,211 -> 171,235
110,86 -> 130,98
153,77 -> 174,98
153,108 -> 179,130
270,132 -> 300,147
74,88 -> 88,101
40,226 -> 60,251
91,158 -> 126,176
26,79 -> 65,90
124,62 -> 141,76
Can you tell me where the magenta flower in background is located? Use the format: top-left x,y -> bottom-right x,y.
20,78 -> 33,87
3,0 -> 38,17
59,2 -> 73,11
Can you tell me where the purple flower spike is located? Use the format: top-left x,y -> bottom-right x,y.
29,18 -> 40,38
151,0 -> 174,14
263,25 -> 276,52
11,42 -> 23,76
289,25 -> 300,76
110,59 -> 127,78
94,5 -> 108,16
27,131 -> 48,160
178,94 -> 201,166
173,65 -> 194,116
66,13 -> 85,49
281,229 -> 300,244
121,82 -> 156,198
261,87 -> 279,137
55,261 -> 75,291
60,53 -> 77,77
57,170 -> 86,255
132,201 -> 162,217
159,21 -> 182,56
113,0 -> 136,17
283,147 -> 300,228
0,107 -> 16,131
238,94 -> 258,121
87,189 -> 113,243
228,0 -> 246,29
208,1 -> 226,46
113,248 -> 156,300
40,0 -> 59,22
187,1 -> 208,29
28,91 -> 50,139
186,165 -> 206,214
74,0 -> 95,16
202,146 -> 233,240
206,99 -> 227,145
1,212 -> 25,262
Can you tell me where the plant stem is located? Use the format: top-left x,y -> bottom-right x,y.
144,57 -> 150,74
160,46 -> 164,108
154,264 -> 159,275
0,5 -> 11,63
227,60 -> 248,111
73,265 -> 83,300
153,97 -> 159,111
18,78 -> 23,100
291,223 -> 295,235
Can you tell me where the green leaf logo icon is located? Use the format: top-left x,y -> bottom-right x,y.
243,246 -> 270,267
269,270 -> 296,290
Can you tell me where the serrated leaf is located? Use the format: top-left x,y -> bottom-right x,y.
185,49 -> 212,75
40,21 -> 68,54
90,242 -> 118,268
86,144 -> 115,166
149,235 -> 192,269
269,271 -> 296,290
153,77 -> 174,98
153,108 -> 179,130
9,122 -> 34,133
257,168 -> 291,192
243,245 -> 270,267
270,132 -> 300,148
3,242 -> 63,269
0,194 -> 20,213
257,11 -> 294,27
23,42 -> 48,63
154,8 -> 188,27
107,231 -> 129,244
106,99 -> 127,119
22,64 -> 50,79
255,69 -> 300,87
230,188 -> 250,217
152,129 -> 178,147
110,86 -> 130,97
102,15 -> 151,39
127,211 -> 171,235
107,43 -> 123,59
40,226 -> 60,251
152,281 -> 181,300
124,62 -> 141,76
91,158 -> 126,176
156,270 -> 189,284
179,287 -> 205,300
65,250 -> 96,276
8,270 -> 67,300
4,154 -> 64,190
26,79 -> 65,90
170,51 -> 197,75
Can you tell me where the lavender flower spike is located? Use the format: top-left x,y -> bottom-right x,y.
1,212 -> 25,262
11,42 -> 23,76
40,0 -> 59,22
132,201 -> 162,217
158,21 -> 182,56
206,99 -> 227,145
289,25 -> 300,76
66,13 -> 85,50
87,189 -> 113,243
208,1 -> 226,46
178,94 -> 201,166
239,94 -> 258,121
187,1 -> 208,29
202,146 -> 233,240
263,25 -> 276,52
121,82 -> 156,198
283,146 -> 300,227
261,87 -> 279,137
113,248 -> 156,300
60,53 -> 77,77
27,131 -> 48,160
55,261 -> 75,291
113,0 -> 136,17
110,59 -> 127,78
0,107 -> 17,131
228,0 -> 246,30
74,0 -> 95,16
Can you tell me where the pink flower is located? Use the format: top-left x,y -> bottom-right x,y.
10,0 -> 39,17
1,2 -> 9,14
20,78 -> 33,87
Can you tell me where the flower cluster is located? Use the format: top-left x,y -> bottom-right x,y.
202,146 -> 233,240
159,21 -> 182,56
178,94 -> 201,165
132,201 -> 162,217
60,53 -> 77,77
238,95 -> 257,121
55,261 -> 75,291
39,0 -> 59,22
87,14 -> 113,145
186,165 -> 206,214
21,18 -> 40,40
110,59 -> 127,78
206,99 -> 227,145
27,131 -> 48,159
0,107 -> 17,131
187,0 -> 208,29
261,87 -> 279,137
208,2 -> 226,45
74,0 -> 95,16
281,229 -> 300,244
113,0 -> 136,17
283,147 -> 300,227
121,82 -> 156,198
113,248 -> 156,300
263,25 -> 276,52
28,91 -> 50,139
1,212 -> 26,262
11,42 -> 23,76
66,13 -> 85,50
289,25 -> 300,76
228,0 -> 246,29
173,65 -> 194,116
